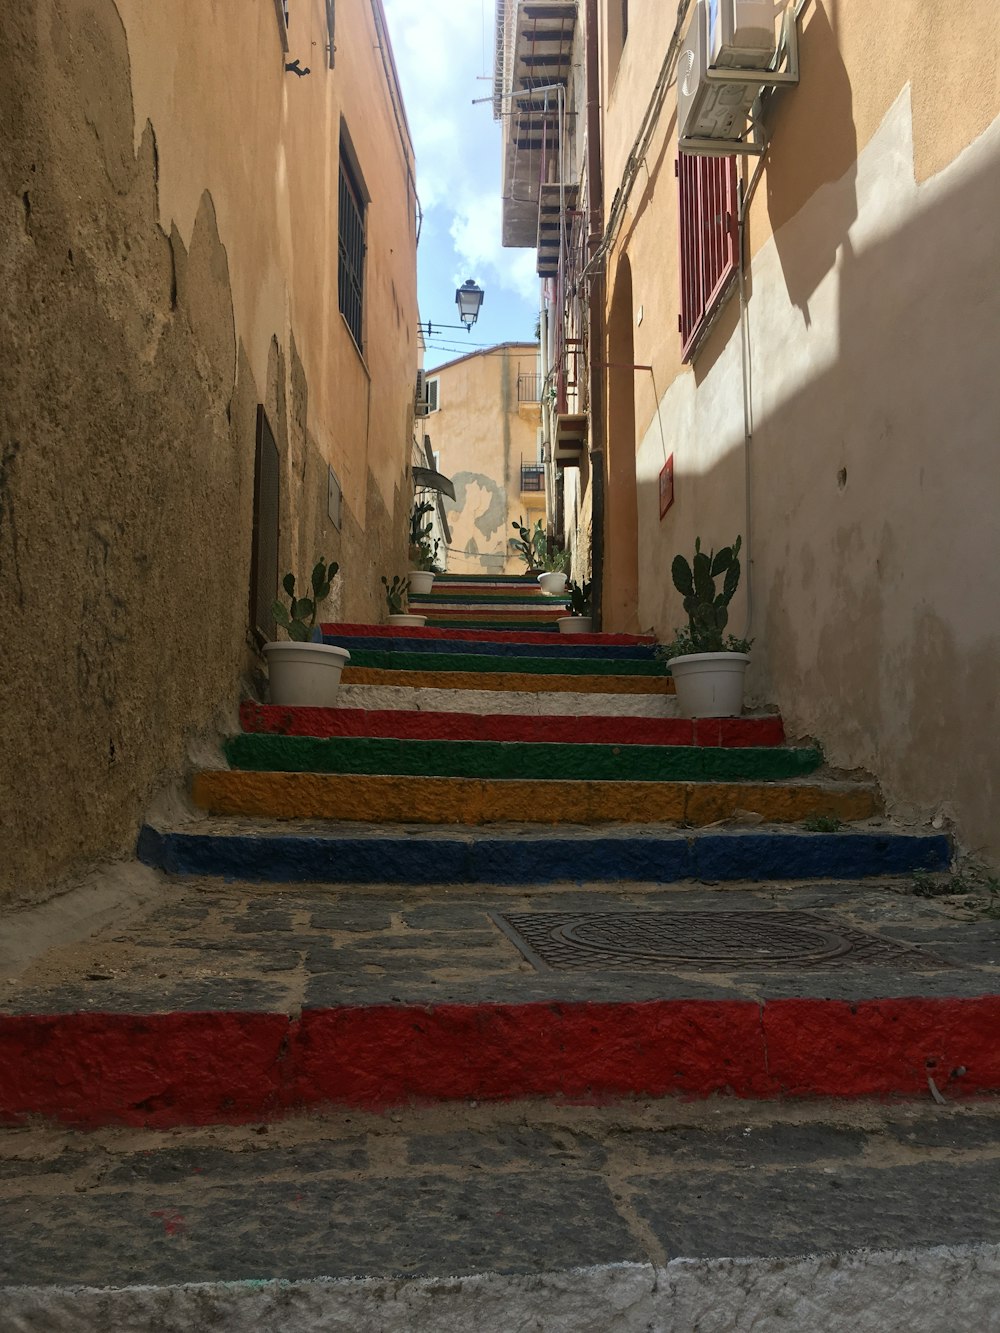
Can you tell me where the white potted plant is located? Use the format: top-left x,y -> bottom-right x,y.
263,559 -> 350,707
557,578 -> 593,633
657,535 -> 753,718
382,574 -> 426,627
407,498 -> 442,594
537,545 -> 569,597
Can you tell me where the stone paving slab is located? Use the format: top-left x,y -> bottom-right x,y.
2,1100 -> 1000,1289
5,878 -> 996,1015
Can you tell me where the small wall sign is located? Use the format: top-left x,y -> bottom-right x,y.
659,454 -> 674,519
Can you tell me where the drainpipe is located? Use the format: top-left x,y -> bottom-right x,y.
585,0 -> 606,628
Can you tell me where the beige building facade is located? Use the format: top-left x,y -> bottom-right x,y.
497,0 -> 1000,863
425,343 -> 544,575
0,0 -> 419,903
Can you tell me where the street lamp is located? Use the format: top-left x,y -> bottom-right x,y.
418,279 -> 485,339
455,278 -> 485,331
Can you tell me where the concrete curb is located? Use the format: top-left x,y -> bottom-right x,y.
5,1247 -> 1000,1332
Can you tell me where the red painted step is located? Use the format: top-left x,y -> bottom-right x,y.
239,703 -> 786,748
320,622 -> 656,646
2,996 -> 997,1127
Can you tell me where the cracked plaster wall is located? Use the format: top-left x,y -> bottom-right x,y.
0,0 -> 416,903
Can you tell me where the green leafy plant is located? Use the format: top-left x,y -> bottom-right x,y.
656,535 -> 752,660
803,815 -> 843,833
409,499 -> 442,572
272,559 -> 339,642
509,515 -> 547,571
541,545 -> 570,574
566,579 -> 593,617
381,574 -> 410,616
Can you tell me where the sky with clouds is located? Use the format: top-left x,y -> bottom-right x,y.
381,0 -> 540,365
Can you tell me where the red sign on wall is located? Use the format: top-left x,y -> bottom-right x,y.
659,454 -> 674,519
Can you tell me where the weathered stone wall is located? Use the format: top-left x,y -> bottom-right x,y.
0,0 -> 413,903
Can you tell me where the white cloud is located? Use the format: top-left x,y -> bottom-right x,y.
450,194 -> 539,303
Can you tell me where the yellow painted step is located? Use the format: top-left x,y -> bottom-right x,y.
191,771 -> 880,826
341,667 -> 675,695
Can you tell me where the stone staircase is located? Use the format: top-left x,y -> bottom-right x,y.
4,571 -> 1000,1321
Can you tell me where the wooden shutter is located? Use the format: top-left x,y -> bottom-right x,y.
677,154 -> 739,362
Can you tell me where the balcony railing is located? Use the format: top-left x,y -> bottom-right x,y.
520,463 -> 545,492
517,372 -> 542,403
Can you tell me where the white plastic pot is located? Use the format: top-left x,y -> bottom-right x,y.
558,615 -> 593,634
387,613 -> 427,627
407,570 -> 436,594
668,652 -> 750,718
538,572 -> 568,597
263,641 -> 351,708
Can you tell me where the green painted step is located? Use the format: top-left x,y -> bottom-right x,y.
224,734 -> 824,783
344,649 -> 668,676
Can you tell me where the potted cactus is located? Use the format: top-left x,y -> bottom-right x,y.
557,578 -> 593,634
537,545 -> 570,597
263,559 -> 350,707
509,515 -> 547,573
408,498 -> 442,594
382,574 -> 426,628
657,536 -> 753,717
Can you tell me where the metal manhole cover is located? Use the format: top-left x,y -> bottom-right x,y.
493,911 -> 945,973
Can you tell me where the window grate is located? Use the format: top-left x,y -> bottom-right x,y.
521,463 -> 545,492
250,406 -> 280,645
338,154 -> 365,350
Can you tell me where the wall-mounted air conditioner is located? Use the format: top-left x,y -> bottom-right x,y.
414,369 -> 429,417
678,0 -> 792,149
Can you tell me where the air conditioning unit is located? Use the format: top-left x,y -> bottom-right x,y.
678,0 -> 786,144
414,369 -> 429,418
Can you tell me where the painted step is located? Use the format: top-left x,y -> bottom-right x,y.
340,667 -> 674,694
223,735 -> 821,783
189,770 -> 880,825
336,683 -> 684,717
321,633 -> 657,661
340,648 -> 667,677
140,820 -> 949,883
411,592 -> 556,605
320,621 -> 655,647
240,702 -> 785,747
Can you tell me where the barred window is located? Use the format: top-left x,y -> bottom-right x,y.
338,149 -> 366,351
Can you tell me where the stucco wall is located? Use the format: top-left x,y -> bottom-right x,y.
0,0 -> 417,903
595,0 -> 1000,859
427,345 -> 542,575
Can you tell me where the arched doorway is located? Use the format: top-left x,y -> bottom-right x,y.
603,254 -> 639,631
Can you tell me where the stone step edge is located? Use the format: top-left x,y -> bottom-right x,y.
0,993 -> 994,1127
6,1249 -> 998,1331
320,621 -> 655,645
335,684 -> 683,718
187,771 -> 882,826
239,703 -> 786,747
138,824 -> 950,883
340,668 -> 675,694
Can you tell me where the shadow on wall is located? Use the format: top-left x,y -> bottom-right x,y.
636,106 -> 1000,861
765,0 -> 858,323
445,471 -> 507,573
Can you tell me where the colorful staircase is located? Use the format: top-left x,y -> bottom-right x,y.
5,603 -> 985,1137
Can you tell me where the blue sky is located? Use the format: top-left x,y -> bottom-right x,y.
381,0 -> 540,364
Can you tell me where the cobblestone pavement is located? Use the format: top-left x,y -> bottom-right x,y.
2,1099 -> 1000,1288
3,874 -> 998,1013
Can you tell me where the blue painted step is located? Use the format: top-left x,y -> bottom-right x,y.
321,633 -> 657,661
139,824 -> 951,886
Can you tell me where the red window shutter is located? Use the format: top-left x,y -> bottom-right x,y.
677,154 -> 739,362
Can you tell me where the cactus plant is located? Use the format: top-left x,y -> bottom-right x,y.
409,499 -> 442,572
272,559 -> 339,642
381,574 -> 410,616
671,536 -> 743,651
657,535 -> 752,660
566,578 -> 593,617
509,515 -> 547,571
